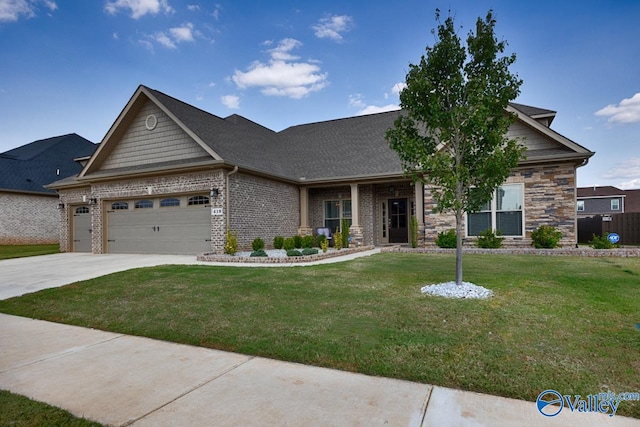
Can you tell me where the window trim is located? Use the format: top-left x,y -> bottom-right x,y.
466,183 -> 524,237
611,199 -> 620,211
577,200 -> 585,212
135,199 -> 154,209
111,201 -> 129,211
160,197 -> 181,208
75,206 -> 90,214
323,199 -> 352,233
188,195 -> 210,206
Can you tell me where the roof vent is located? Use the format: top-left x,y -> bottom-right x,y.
145,114 -> 158,131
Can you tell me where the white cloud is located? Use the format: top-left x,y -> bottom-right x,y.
619,178 -> 640,190
104,0 -> 174,19
349,84 -> 402,115
187,4 -> 198,11
152,32 -> 175,48
602,157 -> 640,189
169,22 -> 194,42
392,82 -> 407,95
232,38 -> 328,99
595,92 -> 640,124
357,104 -> 401,115
312,14 -> 353,42
221,95 -> 240,109
0,0 -> 57,22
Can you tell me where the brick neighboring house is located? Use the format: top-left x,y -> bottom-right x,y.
0,134 -> 96,244
48,85 -> 594,255
577,186 -> 640,216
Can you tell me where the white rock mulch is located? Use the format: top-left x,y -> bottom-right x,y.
421,281 -> 494,299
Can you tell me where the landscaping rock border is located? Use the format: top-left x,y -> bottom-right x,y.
197,246 -> 376,264
381,246 -> 640,257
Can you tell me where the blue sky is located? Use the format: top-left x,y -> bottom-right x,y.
1,0 -> 639,189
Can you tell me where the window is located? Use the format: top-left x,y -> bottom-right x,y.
111,201 -> 128,210
467,184 -> 523,236
611,199 -> 620,211
324,200 -> 352,233
188,195 -> 210,206
160,198 -> 180,207
577,200 -> 585,212
75,206 -> 89,214
135,199 -> 153,209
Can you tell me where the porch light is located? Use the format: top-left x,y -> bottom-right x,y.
210,188 -> 219,198
57,203 -> 65,209
88,198 -> 97,205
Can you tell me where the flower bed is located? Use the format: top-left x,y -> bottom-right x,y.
197,246 -> 375,263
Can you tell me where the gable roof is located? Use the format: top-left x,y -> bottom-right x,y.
577,186 -> 626,198
52,85 -> 595,188
0,134 -> 95,195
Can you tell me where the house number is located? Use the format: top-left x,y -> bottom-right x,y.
211,208 -> 223,216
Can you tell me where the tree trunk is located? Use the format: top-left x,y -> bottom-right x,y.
455,208 -> 463,286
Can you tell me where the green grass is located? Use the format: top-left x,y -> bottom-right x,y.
0,253 -> 638,418
0,390 -> 102,426
0,244 -> 59,260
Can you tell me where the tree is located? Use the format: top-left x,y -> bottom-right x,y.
386,9 -> 524,286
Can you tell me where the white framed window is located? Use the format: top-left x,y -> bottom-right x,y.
467,184 -> 524,237
611,199 -> 620,211
111,201 -> 129,210
188,195 -> 210,206
160,197 -> 180,207
324,200 -> 352,233
135,199 -> 153,209
577,200 -> 585,212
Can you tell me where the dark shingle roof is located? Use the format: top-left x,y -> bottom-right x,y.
577,186 -> 625,198
0,134 -> 96,194
509,102 -> 556,118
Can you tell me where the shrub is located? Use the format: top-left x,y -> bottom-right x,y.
316,234 -> 327,248
302,248 -> 318,256
224,230 -> 238,255
273,236 -> 284,250
250,249 -> 268,257
410,216 -> 419,248
302,235 -> 314,249
436,229 -> 457,248
341,219 -> 350,248
589,233 -> 617,249
283,237 -> 296,251
251,238 -> 265,251
476,229 -> 504,249
531,225 -> 562,249
320,239 -> 329,253
293,235 -> 303,249
334,231 -> 343,250
286,249 -> 303,257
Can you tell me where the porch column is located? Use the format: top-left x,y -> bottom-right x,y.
349,183 -> 364,247
298,187 -> 312,236
414,181 -> 426,246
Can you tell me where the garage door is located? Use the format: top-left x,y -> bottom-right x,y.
106,195 -> 212,255
72,206 -> 92,252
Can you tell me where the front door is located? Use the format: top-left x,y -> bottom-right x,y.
389,198 -> 408,243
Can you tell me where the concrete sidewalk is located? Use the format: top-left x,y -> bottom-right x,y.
1,252 -> 639,426
1,314 -> 638,426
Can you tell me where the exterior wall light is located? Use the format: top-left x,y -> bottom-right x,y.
210,188 -> 219,198
58,203 -> 65,209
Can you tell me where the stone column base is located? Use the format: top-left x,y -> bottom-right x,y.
349,225 -> 364,247
298,226 -> 313,236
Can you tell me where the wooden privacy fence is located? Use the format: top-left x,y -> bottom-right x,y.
578,213 -> 640,245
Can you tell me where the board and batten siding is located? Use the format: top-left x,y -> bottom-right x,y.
100,100 -> 210,171
507,121 -> 559,151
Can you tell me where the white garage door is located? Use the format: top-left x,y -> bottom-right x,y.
106,195 -> 212,255
72,206 -> 92,252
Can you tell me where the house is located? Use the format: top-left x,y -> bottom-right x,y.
0,134 -> 96,245
577,186 -> 640,216
48,85 -> 594,255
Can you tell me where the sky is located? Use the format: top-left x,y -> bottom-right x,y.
0,0 -> 639,189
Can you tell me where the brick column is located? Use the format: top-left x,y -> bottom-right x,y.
298,186 -> 313,236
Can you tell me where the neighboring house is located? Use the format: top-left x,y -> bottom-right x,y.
576,186 -> 640,216
0,134 -> 96,244
48,85 -> 594,255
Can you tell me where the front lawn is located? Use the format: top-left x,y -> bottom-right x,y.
0,390 -> 102,426
0,253 -> 638,418
0,244 -> 59,260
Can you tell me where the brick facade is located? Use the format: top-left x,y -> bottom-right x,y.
0,192 -> 59,244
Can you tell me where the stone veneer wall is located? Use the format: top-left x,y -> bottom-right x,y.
58,170 -> 225,254
423,162 -> 578,247
229,173 -> 299,250
0,192 -> 59,244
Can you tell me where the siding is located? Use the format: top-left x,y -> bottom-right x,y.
100,100 -> 210,170
507,121 -> 558,151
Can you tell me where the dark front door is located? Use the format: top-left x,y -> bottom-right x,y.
389,198 -> 408,243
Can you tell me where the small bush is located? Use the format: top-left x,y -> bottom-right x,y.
341,219 -> 350,248
531,225 -> 562,249
273,236 -> 284,250
293,235 -> 303,249
224,230 -> 238,255
286,249 -> 303,257
476,229 -> 504,249
436,229 -> 457,248
589,233 -> 617,249
334,231 -> 343,250
316,234 -> 327,247
251,238 -> 265,251
302,248 -> 318,256
320,239 -> 329,253
250,249 -> 268,257
283,237 -> 296,251
302,235 -> 314,249
410,216 -> 419,248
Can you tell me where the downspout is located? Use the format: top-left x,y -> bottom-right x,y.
226,166 -> 239,232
